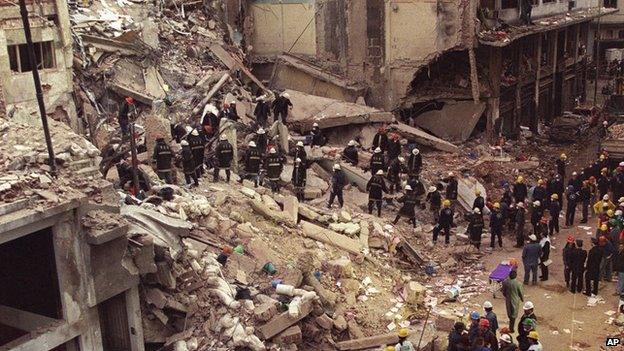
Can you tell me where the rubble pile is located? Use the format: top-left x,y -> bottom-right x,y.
609,123 -> 624,139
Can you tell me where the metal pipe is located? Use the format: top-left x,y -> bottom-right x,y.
18,0 -> 56,174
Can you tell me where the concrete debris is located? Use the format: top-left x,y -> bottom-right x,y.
415,101 -> 486,142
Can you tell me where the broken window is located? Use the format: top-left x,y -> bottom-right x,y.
7,41 -> 55,73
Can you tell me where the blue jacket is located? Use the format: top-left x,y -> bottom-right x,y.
522,243 -> 541,266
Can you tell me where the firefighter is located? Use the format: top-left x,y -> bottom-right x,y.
433,199 -> 454,245
272,91 -> 292,123
254,95 -> 270,127
473,189 -> 485,213
580,180 -> 592,223
370,147 -> 385,175
548,193 -> 561,236
187,128 -> 206,177
366,170 -> 388,217
407,148 -> 422,177
530,201 -> 543,234
598,168 -> 611,199
294,141 -> 307,166
468,207 -> 484,250
180,140 -> 199,187
291,158 -> 307,202
309,123 -> 325,147
386,133 -> 401,161
393,184 -> 418,227
532,179 -> 547,204
513,176 -> 528,203
264,147 -> 284,193
490,202 -> 504,249
342,140 -> 359,166
556,153 -> 567,181
214,134 -> 233,182
240,141 -> 261,187
427,185 -> 442,222
387,156 -> 405,194
444,172 -> 458,203
372,127 -> 388,153
328,164 -> 347,208
152,135 -> 173,184
255,128 -> 268,155
515,202 -> 527,247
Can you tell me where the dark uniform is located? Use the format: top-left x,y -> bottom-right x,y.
407,152 -> 422,176
598,173 -> 611,199
272,95 -> 292,123
187,133 -> 206,177
291,162 -> 307,201
532,185 -> 547,205
118,99 -> 133,136
214,139 -> 233,182
434,206 -> 454,244
580,184 -> 591,223
556,158 -> 566,181
427,189 -> 442,221
513,182 -> 528,203
585,242 -> 604,296
310,127 -> 325,147
370,152 -> 385,175
570,240 -> 588,293
468,212 -> 484,249
393,190 -> 418,227
328,169 -> 347,208
540,238 -> 551,281
254,99 -> 270,127
530,204 -> 543,235
255,132 -> 268,155
445,176 -> 458,201
220,104 -> 239,121
490,209 -> 504,248
515,206 -> 526,247
294,145 -> 307,167
153,138 -> 173,184
181,144 -> 199,186
566,189 -> 578,226
201,111 -> 219,138
241,145 -> 262,187
342,145 -> 358,166
386,138 -> 401,161
372,131 -> 388,153
473,195 -> 485,213
366,174 -> 388,216
563,242 -> 575,287
264,152 -> 284,193
387,158 -> 405,194
548,200 -> 561,235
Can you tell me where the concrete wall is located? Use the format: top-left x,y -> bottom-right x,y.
499,0 -> 600,23
250,0 -> 317,56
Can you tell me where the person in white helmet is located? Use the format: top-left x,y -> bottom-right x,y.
201,103 -> 219,138
214,134 -> 234,182
393,184 -> 417,227
328,164 -> 347,208
387,156 -> 406,194
342,140 -> 359,166
309,122 -> 325,146
240,141 -> 262,187
407,147 -> 422,176
180,140 -> 199,187
254,95 -> 270,127
272,91 -> 292,123
372,126 -> 388,153
291,157 -> 307,202
264,147 -> 285,193
153,134 -> 173,184
366,170 -> 388,216
517,301 -> 536,346
483,301 -> 499,334
186,128 -> 206,177
294,140 -> 307,166
444,172 -> 458,202
426,185 -> 442,222
220,100 -> 239,121
468,207 -> 484,250
370,147 -> 386,175
255,128 -> 268,155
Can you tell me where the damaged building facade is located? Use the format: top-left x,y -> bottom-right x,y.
0,0 -> 77,129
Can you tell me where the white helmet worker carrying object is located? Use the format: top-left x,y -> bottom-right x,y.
483,301 -> 493,309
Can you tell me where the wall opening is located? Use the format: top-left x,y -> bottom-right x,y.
7,41 -> 55,73
98,293 -> 131,351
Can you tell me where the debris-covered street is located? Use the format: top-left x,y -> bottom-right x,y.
2,0 -> 624,350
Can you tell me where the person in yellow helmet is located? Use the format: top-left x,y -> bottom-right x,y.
527,330 -> 542,351
533,179 -> 547,204
473,189 -> 485,213
490,202 -> 504,249
394,328 -> 415,350
433,199 -> 454,245
548,193 -> 561,236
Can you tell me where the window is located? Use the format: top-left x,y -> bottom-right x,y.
7,41 -> 55,73
605,0 -> 617,8
501,0 -> 517,9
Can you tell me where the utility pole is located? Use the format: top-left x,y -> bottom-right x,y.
18,0 -> 56,174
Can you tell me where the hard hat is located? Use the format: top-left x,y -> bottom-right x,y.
509,258 -> 519,267
617,210 -> 623,216
374,147 -> 382,153
376,170 -> 384,175
528,234 -> 537,241
256,95 -> 265,101
163,84 -> 169,92
572,171 -> 578,176
296,141 -> 304,147
533,201 -> 540,206
560,153 -> 567,159
220,134 -> 227,141
604,194 -> 610,201
493,202 -> 500,209
604,120 -> 609,126
348,140 -> 356,146
269,147 -> 277,154
608,209 -> 614,217
186,126 -> 193,133
537,179 -> 544,185
333,164 -> 341,170
523,301 -> 534,310
405,184 -> 412,191
619,197 -> 624,203
479,319 -> 490,328
312,122 -> 319,128
604,203 -> 610,208
398,157 -> 405,163
470,311 -> 480,320
180,140 -> 189,146
500,334 -> 512,343
620,162 -> 624,167
191,129 -> 199,136
257,128 -> 265,134
473,208 -> 481,214
443,199 -> 451,207
281,92 -> 290,99
429,186 -> 437,192
384,347 -> 395,351
448,171 -> 455,177
412,148 -> 420,155
567,235 -> 575,243
517,202 -> 524,208
483,301 -> 493,309
599,235 -> 608,244
551,193 -> 558,200
517,176 -> 524,183
522,318 -> 536,328
248,141 -> 256,147
398,328 -> 409,338
295,158 -> 301,163
601,224 -> 608,231
528,331 -> 539,340
475,189 -> 481,195
600,154 -> 606,160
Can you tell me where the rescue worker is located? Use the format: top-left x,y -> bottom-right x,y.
530,201 -> 543,235
214,134 -> 233,182
395,328 -> 415,351
548,193 -> 560,235
580,180 -> 591,223
372,126 -> 388,154
474,319 -> 498,351
568,171 -> 581,192
264,147 -> 284,193
152,135 -> 173,184
532,179 -> 547,204
473,190 -> 485,213
291,158 -> 307,202
539,232 -> 551,281
240,141 -> 261,187
526,331 -> 542,351
387,157 -> 406,194
180,140 -> 199,187
508,202 -> 518,232
370,147 -> 385,175
517,318 -> 536,351
556,153 -> 567,181
294,141 -> 307,166
386,133 -> 401,161
570,239 -> 587,294
551,174 -> 565,208
220,101 -> 239,121
272,92 -> 292,123
522,235 -> 541,285
513,176 -> 528,203
393,184 -> 418,227
585,237 -> 604,296
490,202 -> 504,249
563,236 -> 576,288
187,128 -> 206,177
563,185 -> 578,227
427,185 -> 442,222
446,322 -> 465,351
433,199 -> 454,245
501,269 -> 524,333
468,208 -> 484,250
515,202 -> 527,248
598,168 -> 611,199
201,103 -> 219,138
445,172 -> 458,203
118,96 -> 135,136
594,194 -> 616,214
483,301 -> 499,334
342,140 -> 359,166
309,123 -> 325,147
366,170 -> 388,216
255,128 -> 268,155
407,148 -> 422,176
468,311 -> 481,343
498,334 -> 517,351
328,164 -> 347,208
517,303 -> 537,351
254,95 -> 270,127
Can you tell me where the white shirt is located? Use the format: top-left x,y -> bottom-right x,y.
395,340 -> 416,351
528,342 -> 543,351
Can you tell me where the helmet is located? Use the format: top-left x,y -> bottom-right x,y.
412,148 -> 420,155
601,224 -> 608,231
405,185 -> 412,191
517,176 -> 524,183
220,134 -> 227,141
567,235 -> 575,243
500,334 -> 512,343
600,154 -> 606,160
523,301 -> 534,310
257,128 -> 265,134
479,319 -> 490,328
191,129 -> 199,136
560,153 -> 567,160
537,179 -> 544,186
528,234 -> 538,241
475,189 -> 481,195
429,186 -> 437,192
374,147 -> 382,153
180,140 -> 189,146
376,170 -> 384,175
470,311 -> 480,320
551,193 -> 558,200
522,318 -> 536,328
333,164 -> 341,170
517,202 -> 524,208
281,92 -> 290,99
295,158 -> 301,163
443,199 -> 451,207
248,141 -> 256,147
533,201 -> 540,207
617,210 -> 623,216
296,141 -> 304,147
572,171 -> 578,176
269,147 -> 277,154
398,157 -> 405,163
473,208 -> 481,214
448,172 -> 455,177
385,347 -> 395,351
483,301 -> 493,309
398,328 -> 409,338
493,202 -> 500,209
312,122 -> 319,128
185,126 -> 193,133
608,209 -> 614,217
604,194 -> 610,201
348,140 -> 356,146
528,331 -> 539,340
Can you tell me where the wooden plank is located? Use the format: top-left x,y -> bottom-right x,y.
209,44 -> 268,92
390,123 -> 459,153
301,221 -> 362,254
336,332 -> 399,350
257,299 -> 313,340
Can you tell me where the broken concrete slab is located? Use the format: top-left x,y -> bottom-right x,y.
282,195 -> 299,223
301,221 -> 362,254
415,101 -> 486,142
257,299 -> 313,340
336,332 -> 400,350
457,176 -> 488,213
273,325 -> 302,345
249,199 -> 296,228
389,123 -> 459,153
209,44 -> 268,92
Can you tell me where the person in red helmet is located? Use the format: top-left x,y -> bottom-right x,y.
474,318 -> 498,351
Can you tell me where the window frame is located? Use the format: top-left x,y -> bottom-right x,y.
7,41 -> 56,74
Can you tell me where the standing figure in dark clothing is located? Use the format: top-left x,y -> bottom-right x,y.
171,123 -> 187,144
118,96 -> 135,136
372,127 -> 388,154
513,176 -> 528,203
293,141 -> 307,166
539,234 -> 551,281
468,208 -> 484,250
291,157 -> 307,202
214,134 -> 233,182
153,136 -> 173,184
408,147 -> 422,177
309,123 -> 326,147
598,168 -> 611,199
433,200 -> 454,244
563,236 -> 576,288
220,101 -> 239,121
187,129 -> 206,177
328,164 -> 347,208
570,239 -> 587,293
366,170 -> 388,216
530,201 -> 543,235
427,185 -> 442,222
254,95 -> 270,127
393,184 -> 418,227
548,193 -> 560,236
515,202 -> 527,247
370,147 -> 385,175
447,322 -> 465,351
533,179 -> 547,205
387,157 -> 405,194
272,92 -> 293,123
386,133 -> 401,161
255,128 -> 268,155
180,140 -> 199,187
473,190 -> 485,213
240,141 -> 261,187
490,202 -> 504,249
264,147 -> 284,193
342,140 -> 359,166
445,172 -> 459,202
585,238 -> 604,296
556,153 -> 567,182
519,0 -> 532,25
569,171 -> 582,192
566,185 -> 579,226
580,181 -> 591,223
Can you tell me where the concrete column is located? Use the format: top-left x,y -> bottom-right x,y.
533,34 -> 542,132
125,286 -> 145,351
486,46 -> 502,143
